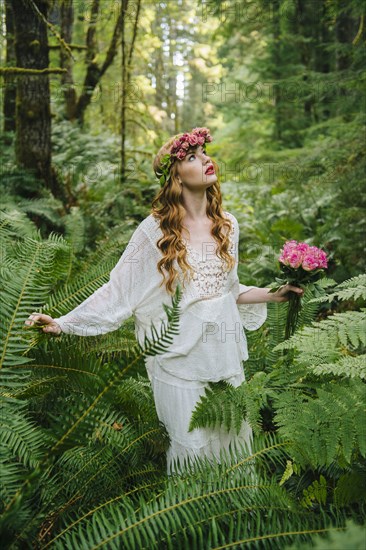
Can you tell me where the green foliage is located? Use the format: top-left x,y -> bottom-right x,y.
0,227 -> 69,367
0,221 -> 358,549
312,274 -> 366,303
284,519 -> 366,550
274,381 -> 366,466
190,274 -> 366,523
52,454 -> 338,550
301,475 -> 327,509
0,222 -> 182,545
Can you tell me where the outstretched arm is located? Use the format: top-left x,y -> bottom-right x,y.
25,223 -> 151,337
236,284 -> 304,304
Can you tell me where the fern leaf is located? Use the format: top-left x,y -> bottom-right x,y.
311,274 -> 366,303
311,354 -> 366,380
0,233 -> 69,368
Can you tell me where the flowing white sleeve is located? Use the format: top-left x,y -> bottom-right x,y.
230,213 -> 267,331
236,284 -> 268,331
53,224 -> 150,336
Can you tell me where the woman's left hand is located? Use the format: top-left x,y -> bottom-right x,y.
269,284 -> 304,303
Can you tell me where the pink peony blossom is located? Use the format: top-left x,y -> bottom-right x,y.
197,136 -> 205,145
318,250 -> 328,269
302,254 -> 319,271
176,149 -> 187,160
279,240 -> 328,271
188,134 -> 199,146
287,251 -> 303,269
296,242 -> 310,254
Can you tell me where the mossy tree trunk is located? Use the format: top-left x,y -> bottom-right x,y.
60,0 -> 77,119
3,0 -> 16,135
12,0 -> 53,188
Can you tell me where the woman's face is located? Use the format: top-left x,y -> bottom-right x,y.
176,145 -> 217,188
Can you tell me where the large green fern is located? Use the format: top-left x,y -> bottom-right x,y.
1,223 -> 364,549
0,231 -> 69,368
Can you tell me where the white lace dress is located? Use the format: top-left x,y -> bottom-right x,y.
54,211 -> 267,474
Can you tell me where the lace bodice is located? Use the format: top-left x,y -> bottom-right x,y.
182,223 -> 236,299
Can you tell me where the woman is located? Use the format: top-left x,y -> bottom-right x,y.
25,127 -> 303,475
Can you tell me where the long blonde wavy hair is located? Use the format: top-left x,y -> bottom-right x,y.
151,134 -> 236,295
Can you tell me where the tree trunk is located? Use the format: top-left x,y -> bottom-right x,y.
12,0 -> 53,187
167,16 -> 178,133
296,0 -> 315,122
335,9 -> 356,72
120,0 -> 128,183
153,10 -> 164,109
120,0 -> 141,184
60,0 -> 77,119
270,0 -> 282,142
3,0 -> 16,134
75,0 -> 125,125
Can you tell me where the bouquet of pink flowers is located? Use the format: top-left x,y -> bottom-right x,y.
271,240 -> 328,338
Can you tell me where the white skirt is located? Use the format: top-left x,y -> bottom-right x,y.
146,358 -> 254,475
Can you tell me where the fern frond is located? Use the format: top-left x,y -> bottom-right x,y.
69,322 -> 137,359
45,261 -> 117,317
0,233 -> 69,368
311,274 -> 366,303
0,403 -> 47,469
112,376 -> 159,423
274,310 -> 366,362
50,443 -> 340,550
310,354 -> 366,380
274,381 -> 366,467
138,284 -> 182,357
189,371 -> 274,436
0,208 -> 39,239
188,381 -> 247,435
266,302 -> 289,365
334,467 -> 366,508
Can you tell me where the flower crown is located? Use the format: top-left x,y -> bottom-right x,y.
156,127 -> 213,187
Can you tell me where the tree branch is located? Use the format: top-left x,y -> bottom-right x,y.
127,0 -> 141,83
24,0 -> 75,60
0,67 -> 67,74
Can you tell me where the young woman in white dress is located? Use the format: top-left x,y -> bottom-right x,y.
25,127 -> 303,475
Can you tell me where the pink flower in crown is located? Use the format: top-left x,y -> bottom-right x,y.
188,134 -> 199,146
176,149 -> 186,160
197,136 -> 205,145
172,139 -> 181,150
193,126 -> 208,135
181,141 -> 190,150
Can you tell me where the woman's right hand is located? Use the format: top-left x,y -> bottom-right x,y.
25,313 -> 62,335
